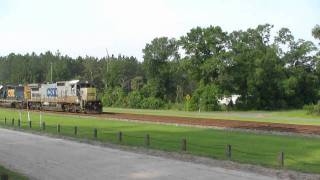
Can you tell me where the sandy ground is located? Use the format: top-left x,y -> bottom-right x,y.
0,128 -> 277,180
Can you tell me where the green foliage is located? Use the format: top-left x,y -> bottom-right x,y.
127,91 -> 143,108
141,97 -> 165,109
189,84 -> 221,111
102,87 -> 126,107
142,37 -> 180,102
0,165 -> 29,180
303,103 -> 320,116
312,25 -> 320,40
101,89 -> 112,107
0,24 -> 319,111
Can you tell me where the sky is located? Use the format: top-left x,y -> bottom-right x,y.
0,0 -> 319,60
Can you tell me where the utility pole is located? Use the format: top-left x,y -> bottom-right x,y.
106,48 -> 109,73
105,48 -> 110,89
50,62 -> 53,83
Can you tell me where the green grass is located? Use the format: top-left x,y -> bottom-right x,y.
1,108 -> 320,174
0,165 -> 28,180
104,107 -> 320,126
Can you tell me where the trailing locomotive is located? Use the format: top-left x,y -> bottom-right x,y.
0,84 -> 25,108
0,80 -> 102,113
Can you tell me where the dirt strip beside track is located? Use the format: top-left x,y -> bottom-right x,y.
102,112 -> 320,135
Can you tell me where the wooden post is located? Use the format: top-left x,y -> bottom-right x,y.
118,131 -> 122,142
181,138 -> 187,151
18,119 -> 21,128
42,122 -> 46,131
29,121 -> 32,128
1,174 -> 8,180
11,118 -> 14,126
57,124 -> 61,133
4,117 -> 6,125
145,134 -> 150,146
278,151 -> 284,168
74,126 -> 78,135
226,144 -> 232,159
93,128 -> 97,138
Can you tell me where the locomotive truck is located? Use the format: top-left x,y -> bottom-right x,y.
0,80 -> 102,113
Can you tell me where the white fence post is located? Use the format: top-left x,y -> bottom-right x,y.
27,111 -> 31,122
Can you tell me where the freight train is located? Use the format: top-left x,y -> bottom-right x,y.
0,80 -> 102,113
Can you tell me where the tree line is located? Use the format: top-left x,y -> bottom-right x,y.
1,24 -> 320,110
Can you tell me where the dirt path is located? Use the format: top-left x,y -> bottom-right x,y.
101,112 -> 320,135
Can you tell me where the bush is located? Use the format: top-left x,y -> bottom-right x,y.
102,89 -> 113,107
169,103 -> 184,111
102,87 -> 126,107
189,84 -> 221,111
141,97 -> 165,109
127,91 -> 143,108
304,103 -> 320,115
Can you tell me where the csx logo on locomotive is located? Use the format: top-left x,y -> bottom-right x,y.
47,88 -> 57,97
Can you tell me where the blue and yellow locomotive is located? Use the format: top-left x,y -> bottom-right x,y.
0,80 -> 102,113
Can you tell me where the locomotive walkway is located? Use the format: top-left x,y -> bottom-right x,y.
0,128 -> 275,180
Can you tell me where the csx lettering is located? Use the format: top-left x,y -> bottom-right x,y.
47,88 -> 57,97
7,89 -> 15,97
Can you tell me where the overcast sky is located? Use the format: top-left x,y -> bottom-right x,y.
0,0 -> 319,60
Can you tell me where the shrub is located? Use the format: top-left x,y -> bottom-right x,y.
169,103 -> 184,111
141,97 -> 164,109
102,89 -> 114,107
189,84 -> 221,111
127,91 -> 143,108
304,103 -> 320,115
102,87 -> 126,107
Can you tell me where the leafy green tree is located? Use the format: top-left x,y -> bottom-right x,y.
180,26 -> 229,84
189,84 -> 221,111
142,37 -> 180,100
103,55 -> 142,92
312,25 -> 320,40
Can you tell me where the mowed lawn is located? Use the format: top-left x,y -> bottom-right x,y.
105,107 -> 320,126
1,108 -> 320,174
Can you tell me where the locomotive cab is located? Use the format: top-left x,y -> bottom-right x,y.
79,81 -> 102,113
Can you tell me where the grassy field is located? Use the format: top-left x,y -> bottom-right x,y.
0,165 -> 28,180
104,107 -> 320,126
1,108 -> 320,174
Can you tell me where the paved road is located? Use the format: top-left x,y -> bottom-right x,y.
0,129 -> 275,180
